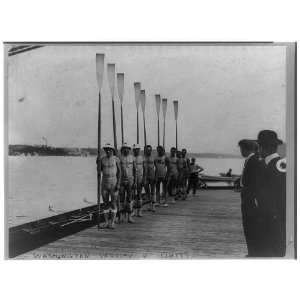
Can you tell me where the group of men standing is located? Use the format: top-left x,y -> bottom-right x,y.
97,143 -> 198,229
239,130 -> 286,257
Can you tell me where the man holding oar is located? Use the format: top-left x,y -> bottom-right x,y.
155,146 -> 168,207
133,144 -> 144,217
144,145 -> 156,212
119,143 -> 136,223
166,147 -> 179,204
98,143 -> 121,229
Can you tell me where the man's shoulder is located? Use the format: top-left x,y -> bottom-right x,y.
269,157 -> 286,174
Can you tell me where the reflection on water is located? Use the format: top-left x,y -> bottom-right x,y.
7,156 -> 243,227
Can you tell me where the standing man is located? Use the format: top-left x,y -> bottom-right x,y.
176,150 -> 187,200
187,158 -> 203,195
144,145 -> 156,212
182,148 -> 190,199
238,139 -> 261,257
256,130 -> 286,257
98,143 -> 121,229
133,144 -> 144,217
119,143 -> 136,223
155,146 -> 168,207
166,147 -> 179,204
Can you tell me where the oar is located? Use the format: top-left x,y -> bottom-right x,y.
134,82 -> 141,144
155,94 -> 161,147
173,100 -> 179,149
96,53 -> 105,230
162,98 -> 168,148
117,73 -> 125,144
107,63 -> 117,150
140,89 -> 147,147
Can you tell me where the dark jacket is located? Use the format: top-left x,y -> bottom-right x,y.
256,155 -> 286,257
241,153 -> 262,209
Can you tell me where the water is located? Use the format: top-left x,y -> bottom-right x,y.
7,156 -> 243,227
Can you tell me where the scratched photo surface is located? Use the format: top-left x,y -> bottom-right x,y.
5,43 -> 292,259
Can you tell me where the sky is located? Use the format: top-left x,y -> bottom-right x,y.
7,44 -> 286,154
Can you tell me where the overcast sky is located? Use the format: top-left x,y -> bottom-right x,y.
7,44 -> 286,154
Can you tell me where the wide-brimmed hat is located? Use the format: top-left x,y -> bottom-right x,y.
121,142 -> 131,150
133,144 -> 140,150
257,130 -> 283,146
103,143 -> 114,150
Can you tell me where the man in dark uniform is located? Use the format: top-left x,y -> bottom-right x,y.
238,139 -> 262,257
256,130 -> 286,257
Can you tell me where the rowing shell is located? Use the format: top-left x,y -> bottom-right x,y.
199,174 -> 240,183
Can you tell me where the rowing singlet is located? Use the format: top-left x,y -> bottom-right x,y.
134,155 -> 144,179
178,158 -> 187,173
144,155 -> 155,179
120,154 -> 134,182
101,156 -> 119,185
167,156 -> 178,176
155,155 -> 167,178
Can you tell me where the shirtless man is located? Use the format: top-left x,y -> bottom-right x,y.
144,145 -> 156,212
155,146 -> 168,207
133,144 -> 144,217
166,147 -> 179,204
119,143 -> 136,223
98,143 -> 121,229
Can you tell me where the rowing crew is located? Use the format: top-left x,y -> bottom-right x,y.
96,142 -> 195,229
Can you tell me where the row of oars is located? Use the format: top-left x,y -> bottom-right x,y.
95,53 -> 179,229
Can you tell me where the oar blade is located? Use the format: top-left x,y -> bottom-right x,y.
173,100 -> 179,121
117,73 -> 124,104
107,63 -> 116,97
162,98 -> 168,118
96,54 -> 105,92
140,90 -> 146,114
155,94 -> 161,117
134,82 -> 141,109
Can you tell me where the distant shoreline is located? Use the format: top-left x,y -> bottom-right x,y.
8,144 -> 241,159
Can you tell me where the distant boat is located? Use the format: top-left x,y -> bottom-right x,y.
199,174 -> 238,183
219,173 -> 240,178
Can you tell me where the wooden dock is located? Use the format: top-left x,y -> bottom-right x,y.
17,190 -> 247,259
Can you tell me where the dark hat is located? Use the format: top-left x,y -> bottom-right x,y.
238,139 -> 258,150
257,130 -> 283,146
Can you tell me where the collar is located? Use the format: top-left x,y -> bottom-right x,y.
246,152 -> 255,160
265,153 -> 280,165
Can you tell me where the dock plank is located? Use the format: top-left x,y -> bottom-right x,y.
17,190 -> 247,259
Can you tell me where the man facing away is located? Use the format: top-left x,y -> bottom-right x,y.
144,145 -> 156,212
98,143 -> 121,229
154,146 -> 168,207
238,139 -> 262,257
256,130 -> 286,257
119,143 -> 136,223
166,147 -> 179,204
133,144 -> 144,217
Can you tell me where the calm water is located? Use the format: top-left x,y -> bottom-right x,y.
7,156 -> 243,227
